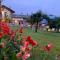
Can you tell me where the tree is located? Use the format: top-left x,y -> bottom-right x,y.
42,14 -> 52,26
27,17 -> 35,29
28,11 -> 43,32
55,17 -> 60,32
42,14 -> 57,29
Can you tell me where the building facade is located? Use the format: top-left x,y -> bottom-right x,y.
1,5 -> 15,22
12,14 -> 29,27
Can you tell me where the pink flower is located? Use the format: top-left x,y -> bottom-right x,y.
19,27 -> 23,33
14,42 -> 17,46
22,52 -> 31,60
44,43 -> 53,52
24,41 -> 29,47
16,52 -> 22,59
20,46 -> 26,51
48,43 -> 52,48
0,42 -> 5,48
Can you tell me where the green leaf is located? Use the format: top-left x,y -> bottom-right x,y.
11,52 -> 16,60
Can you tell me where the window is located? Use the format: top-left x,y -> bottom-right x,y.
4,12 -> 8,18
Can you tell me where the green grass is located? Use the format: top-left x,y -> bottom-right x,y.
23,28 -> 60,59
11,26 -> 60,60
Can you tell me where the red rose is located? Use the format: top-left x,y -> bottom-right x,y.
0,32 -> 3,38
27,36 -> 31,41
20,27 -> 23,33
44,43 -> 53,52
24,41 -> 29,47
31,40 -> 37,46
27,36 -> 37,46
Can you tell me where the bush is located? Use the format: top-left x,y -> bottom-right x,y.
0,21 -> 56,60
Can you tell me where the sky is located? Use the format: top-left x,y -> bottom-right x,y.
2,0 -> 60,16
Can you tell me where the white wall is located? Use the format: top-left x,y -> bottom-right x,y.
2,8 -> 12,20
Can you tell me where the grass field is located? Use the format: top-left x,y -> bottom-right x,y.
11,26 -> 60,60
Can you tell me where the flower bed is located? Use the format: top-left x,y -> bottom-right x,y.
0,21 -> 56,60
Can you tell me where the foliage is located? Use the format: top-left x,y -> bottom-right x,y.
0,21 -> 38,60
28,11 -> 43,32
55,17 -> 60,28
0,21 -> 57,60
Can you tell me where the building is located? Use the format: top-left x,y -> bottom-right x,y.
1,5 -> 15,22
39,19 -> 48,31
12,14 -> 29,27
40,19 -> 48,26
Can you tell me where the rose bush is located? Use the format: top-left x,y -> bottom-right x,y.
0,21 -> 38,60
0,21 -> 55,60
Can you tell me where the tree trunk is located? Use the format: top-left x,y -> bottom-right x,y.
4,55 -> 8,60
35,22 -> 38,32
57,28 -> 59,32
31,24 -> 32,30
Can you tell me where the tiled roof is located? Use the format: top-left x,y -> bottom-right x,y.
12,14 -> 29,19
2,5 -> 15,13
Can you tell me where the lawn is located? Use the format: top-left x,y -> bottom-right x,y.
11,26 -> 60,60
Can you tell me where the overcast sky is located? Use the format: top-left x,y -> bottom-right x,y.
3,0 -> 60,16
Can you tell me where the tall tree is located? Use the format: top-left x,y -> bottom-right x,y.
42,14 -> 57,29
42,14 -> 52,26
55,17 -> 60,32
29,11 -> 43,32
